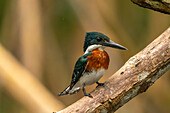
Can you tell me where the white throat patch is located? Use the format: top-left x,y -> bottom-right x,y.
84,45 -> 105,54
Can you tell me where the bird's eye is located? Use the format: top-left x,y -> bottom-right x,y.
96,37 -> 102,42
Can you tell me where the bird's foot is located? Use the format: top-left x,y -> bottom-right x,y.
84,93 -> 93,98
83,83 -> 93,98
96,82 -> 104,88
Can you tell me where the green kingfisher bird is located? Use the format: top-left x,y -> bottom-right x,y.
58,32 -> 127,98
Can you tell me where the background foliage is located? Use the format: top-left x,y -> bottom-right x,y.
0,0 -> 169,113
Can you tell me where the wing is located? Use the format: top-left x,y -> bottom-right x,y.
70,52 -> 92,89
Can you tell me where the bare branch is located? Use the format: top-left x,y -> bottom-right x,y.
56,27 -> 170,113
131,0 -> 170,14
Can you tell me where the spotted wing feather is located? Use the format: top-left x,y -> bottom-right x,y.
58,52 -> 92,96
70,52 -> 92,88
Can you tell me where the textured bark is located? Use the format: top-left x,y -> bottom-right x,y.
56,27 -> 170,113
131,0 -> 170,14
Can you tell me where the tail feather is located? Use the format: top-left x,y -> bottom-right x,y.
58,86 -> 81,96
58,86 -> 70,96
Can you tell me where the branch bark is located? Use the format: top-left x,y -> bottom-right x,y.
131,0 -> 170,14
56,27 -> 170,113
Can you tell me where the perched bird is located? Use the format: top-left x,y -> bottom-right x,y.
58,32 -> 127,98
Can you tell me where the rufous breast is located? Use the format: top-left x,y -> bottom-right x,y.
86,48 -> 109,71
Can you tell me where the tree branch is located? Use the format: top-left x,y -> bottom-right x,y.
56,27 -> 170,113
131,0 -> 170,14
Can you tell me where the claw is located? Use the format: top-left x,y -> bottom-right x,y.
96,81 -> 104,88
85,93 -> 93,98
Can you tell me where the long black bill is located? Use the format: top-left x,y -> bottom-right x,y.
103,40 -> 127,50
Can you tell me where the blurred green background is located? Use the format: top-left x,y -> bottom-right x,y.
0,0 -> 169,113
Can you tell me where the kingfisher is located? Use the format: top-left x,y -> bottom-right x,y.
58,32 -> 127,98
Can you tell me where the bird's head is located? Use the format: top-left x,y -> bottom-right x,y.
83,32 -> 127,53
